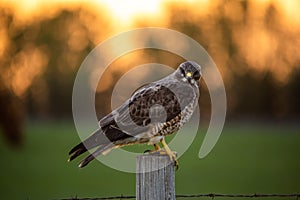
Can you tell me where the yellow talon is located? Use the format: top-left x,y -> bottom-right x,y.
161,138 -> 178,169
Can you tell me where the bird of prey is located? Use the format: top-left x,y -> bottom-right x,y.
68,61 -> 202,168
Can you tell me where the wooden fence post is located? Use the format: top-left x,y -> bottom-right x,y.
136,153 -> 176,200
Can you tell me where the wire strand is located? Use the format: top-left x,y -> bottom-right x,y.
60,193 -> 300,200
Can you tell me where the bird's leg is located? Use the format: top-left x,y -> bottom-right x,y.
161,138 -> 178,169
154,143 -> 161,151
144,143 -> 161,153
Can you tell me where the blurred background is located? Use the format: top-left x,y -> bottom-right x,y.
0,0 -> 299,199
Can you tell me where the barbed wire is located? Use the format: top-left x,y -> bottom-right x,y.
60,193 -> 300,200
60,195 -> 135,200
176,193 -> 300,198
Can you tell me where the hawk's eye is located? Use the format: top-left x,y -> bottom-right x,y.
193,71 -> 200,80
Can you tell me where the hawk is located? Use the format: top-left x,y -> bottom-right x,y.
68,61 -> 202,168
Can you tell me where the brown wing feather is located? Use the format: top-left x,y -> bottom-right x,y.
98,83 -> 182,140
69,80 -> 192,165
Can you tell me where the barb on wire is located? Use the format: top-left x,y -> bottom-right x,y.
60,193 -> 300,200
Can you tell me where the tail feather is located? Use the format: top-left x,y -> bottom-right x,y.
68,128 -> 110,162
78,143 -> 114,168
69,142 -> 86,156
68,125 -> 132,167
68,143 -> 87,162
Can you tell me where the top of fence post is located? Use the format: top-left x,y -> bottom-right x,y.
136,153 -> 176,200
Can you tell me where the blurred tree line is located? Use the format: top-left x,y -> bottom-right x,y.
0,1 -> 300,145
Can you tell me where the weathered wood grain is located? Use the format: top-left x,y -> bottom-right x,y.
136,153 -> 175,200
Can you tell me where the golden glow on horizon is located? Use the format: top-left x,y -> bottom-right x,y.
1,0 -> 300,88
100,0 -> 163,25
3,0 -> 300,27
2,0 -> 164,26
277,0 -> 300,27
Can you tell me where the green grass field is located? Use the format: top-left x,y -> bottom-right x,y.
0,122 -> 299,200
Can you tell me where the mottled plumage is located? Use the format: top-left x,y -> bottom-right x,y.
69,61 -> 202,167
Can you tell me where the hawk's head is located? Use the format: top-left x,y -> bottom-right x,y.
176,61 -> 202,85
